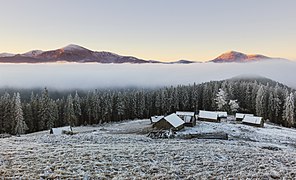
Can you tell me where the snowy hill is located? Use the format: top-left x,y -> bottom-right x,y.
0,119 -> 296,179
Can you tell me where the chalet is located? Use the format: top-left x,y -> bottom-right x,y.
235,113 -> 254,121
50,126 -> 73,135
150,115 -> 164,124
153,113 -> 184,131
198,110 -> 220,122
242,116 -> 264,127
176,111 -> 196,127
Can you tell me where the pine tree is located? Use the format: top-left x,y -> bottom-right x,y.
73,91 -> 82,123
29,92 -> 40,132
39,88 -> 51,130
23,103 -> 34,133
64,94 -> 76,126
229,100 -> 240,114
46,99 -> 58,129
255,86 -> 266,117
13,93 -> 28,135
282,92 -> 295,127
215,88 -> 228,111
0,93 -> 12,133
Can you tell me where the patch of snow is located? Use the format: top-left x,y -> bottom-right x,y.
50,126 -> 72,135
0,53 -> 15,57
150,116 -> 164,123
62,44 -> 88,51
22,50 -> 43,57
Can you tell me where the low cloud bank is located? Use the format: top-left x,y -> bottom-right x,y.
0,60 -> 295,89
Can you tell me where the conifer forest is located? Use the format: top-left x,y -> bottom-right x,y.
0,77 -> 295,135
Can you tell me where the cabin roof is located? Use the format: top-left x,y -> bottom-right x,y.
151,115 -> 164,123
176,111 -> 195,116
198,110 -> 218,120
242,116 -> 262,125
50,126 -> 72,135
235,113 -> 254,119
216,111 -> 228,117
164,113 -> 184,128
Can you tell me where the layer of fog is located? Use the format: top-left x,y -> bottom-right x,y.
0,60 -> 295,90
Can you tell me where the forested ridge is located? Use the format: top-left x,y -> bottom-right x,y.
0,77 -> 295,135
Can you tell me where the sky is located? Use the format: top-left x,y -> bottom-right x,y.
0,0 -> 295,62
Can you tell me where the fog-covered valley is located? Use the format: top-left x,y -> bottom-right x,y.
0,60 -> 295,89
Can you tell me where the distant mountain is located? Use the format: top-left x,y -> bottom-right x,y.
0,46 -> 286,64
209,51 -> 274,63
0,44 -> 157,64
165,60 -> 197,64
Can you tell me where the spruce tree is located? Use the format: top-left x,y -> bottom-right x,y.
282,92 -> 295,127
255,86 -> 266,117
215,88 -> 228,111
64,94 -> 76,126
13,93 -> 28,135
73,91 -> 82,123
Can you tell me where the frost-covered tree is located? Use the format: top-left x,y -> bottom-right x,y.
229,100 -> 240,114
73,91 -> 82,122
215,88 -> 228,111
268,89 -> 282,123
13,93 -> 28,135
46,99 -> 58,129
192,84 -> 199,112
0,92 -> 13,133
64,94 -> 76,126
23,103 -> 34,133
255,86 -> 266,117
39,88 -> 52,130
282,92 -> 295,127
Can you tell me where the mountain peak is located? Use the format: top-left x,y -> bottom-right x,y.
62,44 -> 89,51
210,51 -> 271,63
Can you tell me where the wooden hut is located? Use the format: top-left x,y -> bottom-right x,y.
216,111 -> 228,119
50,126 -> 73,135
235,113 -> 254,121
176,111 -> 196,127
153,113 -> 184,131
198,110 -> 220,122
150,115 -> 164,124
242,116 -> 264,127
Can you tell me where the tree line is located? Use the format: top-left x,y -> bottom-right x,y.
0,77 -> 295,135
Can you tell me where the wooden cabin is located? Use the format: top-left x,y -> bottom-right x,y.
198,110 -> 220,122
176,111 -> 196,127
50,126 -> 73,135
235,113 -> 254,121
153,113 -> 184,131
242,116 -> 264,127
216,111 -> 228,119
150,115 -> 164,124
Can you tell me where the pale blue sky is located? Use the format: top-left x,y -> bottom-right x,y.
0,0 -> 295,61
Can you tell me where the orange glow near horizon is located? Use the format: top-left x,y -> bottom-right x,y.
0,1 -> 295,62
